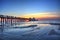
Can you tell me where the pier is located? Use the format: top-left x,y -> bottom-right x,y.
0,15 -> 29,32
0,15 -> 28,26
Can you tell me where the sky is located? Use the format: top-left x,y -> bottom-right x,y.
0,0 -> 60,18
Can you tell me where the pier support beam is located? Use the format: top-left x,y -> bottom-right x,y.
0,17 -> 4,32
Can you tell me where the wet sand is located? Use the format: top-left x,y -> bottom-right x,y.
0,21 -> 60,40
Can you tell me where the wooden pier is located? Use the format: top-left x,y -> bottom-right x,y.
0,15 -> 29,32
0,15 -> 29,25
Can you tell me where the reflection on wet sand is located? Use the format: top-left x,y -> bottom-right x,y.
0,21 -> 60,40
39,24 -> 51,26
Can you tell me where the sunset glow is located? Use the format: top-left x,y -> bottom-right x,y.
20,12 -> 59,18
